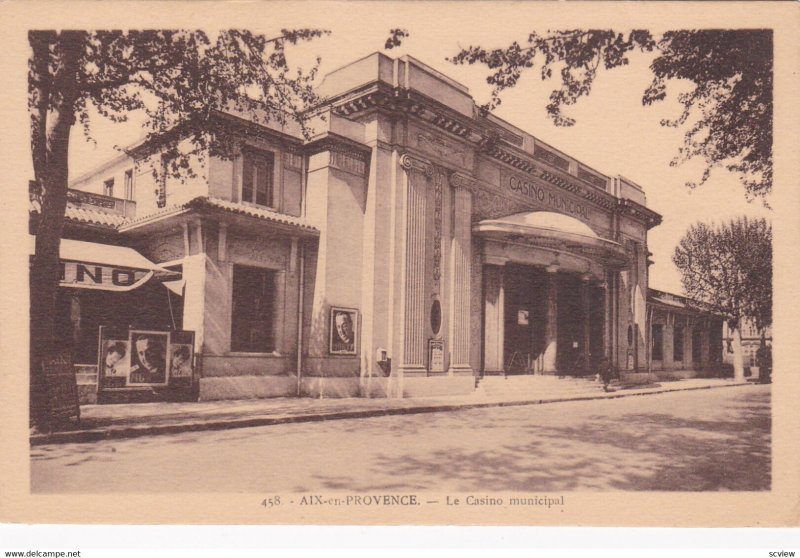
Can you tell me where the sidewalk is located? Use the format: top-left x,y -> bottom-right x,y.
31,377 -> 755,446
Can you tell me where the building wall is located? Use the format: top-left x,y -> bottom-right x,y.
73,133 -> 304,221
64,52 -> 672,401
70,156 -> 134,198
304,148 -> 368,378
207,135 -> 304,217
647,304 -> 723,377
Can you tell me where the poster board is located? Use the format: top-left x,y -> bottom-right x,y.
98,326 -> 196,401
39,349 -> 80,427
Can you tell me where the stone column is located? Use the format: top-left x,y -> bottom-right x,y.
700,323 -> 711,370
448,173 -> 474,376
543,265 -> 559,373
398,154 -> 431,376
609,271 -> 618,368
600,278 -> 610,358
272,270 -> 286,354
182,219 -> 206,355
684,319 -> 693,367
664,312 -> 675,371
482,264 -> 505,374
581,274 -> 591,367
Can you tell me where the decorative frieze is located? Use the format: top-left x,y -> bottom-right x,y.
414,130 -> 471,168
539,170 -> 582,194
534,145 -> 571,172
472,189 -> 526,223
432,167 -> 444,287
330,149 -> 368,176
480,142 -> 537,174
229,237 -> 287,269
578,166 -> 608,190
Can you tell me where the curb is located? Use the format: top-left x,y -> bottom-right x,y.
30,381 -> 757,446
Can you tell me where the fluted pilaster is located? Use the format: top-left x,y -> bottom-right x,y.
398,154 -> 432,375
448,172 -> 475,375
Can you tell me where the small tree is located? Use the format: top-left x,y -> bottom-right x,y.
672,217 -> 772,380
28,29 -> 327,426
448,29 -> 773,203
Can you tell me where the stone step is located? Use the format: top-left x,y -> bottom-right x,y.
477,375 -> 612,397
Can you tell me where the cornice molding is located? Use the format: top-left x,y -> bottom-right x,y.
616,198 -> 663,229
304,133 -> 372,161
326,84 -> 662,224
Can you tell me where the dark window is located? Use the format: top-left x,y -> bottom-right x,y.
124,169 -> 134,200
242,149 -> 274,207
103,178 -> 114,197
231,265 -> 276,352
673,325 -> 684,362
652,324 -> 663,361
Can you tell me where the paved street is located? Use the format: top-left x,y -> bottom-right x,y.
31,385 -> 770,493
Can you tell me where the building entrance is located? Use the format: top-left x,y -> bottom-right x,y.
501,264 -> 606,375
502,264 -> 545,374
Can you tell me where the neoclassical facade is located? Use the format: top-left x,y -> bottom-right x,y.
39,53 -> 725,402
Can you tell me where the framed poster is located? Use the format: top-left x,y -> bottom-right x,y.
168,330 -> 196,386
329,307 -> 358,355
127,330 -> 170,386
428,339 -> 445,373
98,326 -> 130,389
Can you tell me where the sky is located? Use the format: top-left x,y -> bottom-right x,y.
65,3 -> 772,294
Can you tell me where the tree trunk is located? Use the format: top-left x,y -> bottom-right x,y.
731,326 -> 745,381
30,124 -> 72,428
29,31 -> 81,428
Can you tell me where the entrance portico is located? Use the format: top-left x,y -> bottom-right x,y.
475,211 -> 627,376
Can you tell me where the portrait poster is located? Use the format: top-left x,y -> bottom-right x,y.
127,330 -> 170,386
168,330 -> 196,387
97,326 -> 130,389
329,307 -> 358,355
1,1 -> 799,551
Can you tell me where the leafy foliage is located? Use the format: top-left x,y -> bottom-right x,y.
30,29 -> 329,183
672,217 -> 772,332
449,30 -> 773,202
27,28 -> 328,380
385,29 -> 409,50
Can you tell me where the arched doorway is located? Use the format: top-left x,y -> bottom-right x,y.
474,211 -> 627,376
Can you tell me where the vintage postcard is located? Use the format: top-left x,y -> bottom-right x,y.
0,0 -> 798,532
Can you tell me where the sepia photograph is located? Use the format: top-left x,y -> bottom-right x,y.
2,0 -> 799,542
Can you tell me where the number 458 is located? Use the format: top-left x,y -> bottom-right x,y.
261,496 -> 281,508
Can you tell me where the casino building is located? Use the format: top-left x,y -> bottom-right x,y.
31,53 -> 724,403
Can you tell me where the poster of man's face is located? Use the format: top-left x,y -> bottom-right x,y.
330,307 -> 357,355
128,331 -> 169,385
